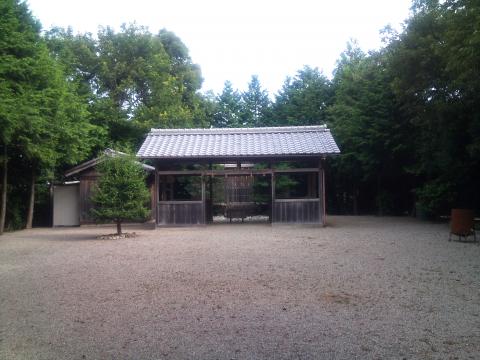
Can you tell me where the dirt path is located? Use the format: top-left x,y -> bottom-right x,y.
0,217 -> 479,359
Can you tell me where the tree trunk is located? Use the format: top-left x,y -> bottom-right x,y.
26,170 -> 35,229
0,145 -> 7,235
116,221 -> 122,235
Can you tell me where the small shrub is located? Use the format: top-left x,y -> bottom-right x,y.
91,155 -> 150,235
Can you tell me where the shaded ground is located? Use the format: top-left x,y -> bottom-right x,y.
0,216 -> 479,359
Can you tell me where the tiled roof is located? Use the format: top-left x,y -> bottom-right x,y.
65,149 -> 155,177
136,125 -> 340,159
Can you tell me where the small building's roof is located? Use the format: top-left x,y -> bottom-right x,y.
137,125 -> 340,159
65,149 -> 155,178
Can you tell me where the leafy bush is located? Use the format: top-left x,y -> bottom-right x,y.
415,181 -> 455,218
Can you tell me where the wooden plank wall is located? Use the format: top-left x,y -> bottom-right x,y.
157,202 -> 204,226
273,199 -> 321,224
79,175 -> 98,224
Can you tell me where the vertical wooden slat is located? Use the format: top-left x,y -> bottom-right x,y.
79,175 -> 98,224
273,200 -> 320,224
156,202 -> 204,226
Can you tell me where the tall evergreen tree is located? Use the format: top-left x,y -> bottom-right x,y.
0,0 -> 40,232
212,81 -> 243,127
270,66 -> 332,126
241,75 -> 271,127
0,0 -> 50,232
328,47 -> 412,215
26,41 -> 101,227
0,0 -> 97,231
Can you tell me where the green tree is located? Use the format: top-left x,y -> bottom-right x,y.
0,1 -> 98,232
95,24 -> 206,144
386,0 -> 480,213
46,24 -> 207,149
193,90 -> 217,128
45,27 -> 106,152
241,75 -> 271,127
212,81 -> 243,127
20,46 -> 100,228
91,155 -> 150,235
44,27 -> 99,103
328,46 -> 412,215
158,29 -> 203,110
269,66 -> 332,126
0,0 -> 42,233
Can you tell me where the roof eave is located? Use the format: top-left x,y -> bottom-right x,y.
136,152 -> 340,161
66,153 -> 156,178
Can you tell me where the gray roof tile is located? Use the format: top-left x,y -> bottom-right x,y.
137,125 -> 340,159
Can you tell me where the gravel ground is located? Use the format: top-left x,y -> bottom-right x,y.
0,216 -> 479,360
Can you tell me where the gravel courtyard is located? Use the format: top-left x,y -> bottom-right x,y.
0,216 -> 479,360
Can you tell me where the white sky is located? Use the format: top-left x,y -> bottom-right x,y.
27,0 -> 412,96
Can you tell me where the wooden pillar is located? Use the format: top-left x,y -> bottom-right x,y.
271,171 -> 275,223
154,169 -> 159,225
319,159 -> 325,226
323,167 -> 326,226
208,163 -> 213,223
209,163 -> 213,201
201,174 -> 206,224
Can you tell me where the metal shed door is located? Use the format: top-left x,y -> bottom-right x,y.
53,184 -> 80,226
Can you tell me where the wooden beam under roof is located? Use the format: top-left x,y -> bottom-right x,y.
155,167 -> 320,176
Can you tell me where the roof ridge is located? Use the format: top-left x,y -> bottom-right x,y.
149,125 -> 329,135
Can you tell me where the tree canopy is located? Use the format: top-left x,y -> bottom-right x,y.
270,66 -> 332,126
241,75 -> 271,127
212,81 -> 243,128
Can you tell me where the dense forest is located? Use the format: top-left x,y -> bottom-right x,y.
1,0 -> 479,232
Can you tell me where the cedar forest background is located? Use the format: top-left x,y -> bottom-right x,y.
1,0 -> 479,231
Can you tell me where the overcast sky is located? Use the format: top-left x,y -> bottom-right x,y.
27,0 -> 412,95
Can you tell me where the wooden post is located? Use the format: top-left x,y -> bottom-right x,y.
208,163 -> 213,223
323,167 -> 326,226
209,163 -> 213,199
319,159 -> 325,226
318,159 -> 322,225
201,174 -> 206,224
154,169 -> 159,226
271,171 -> 275,224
